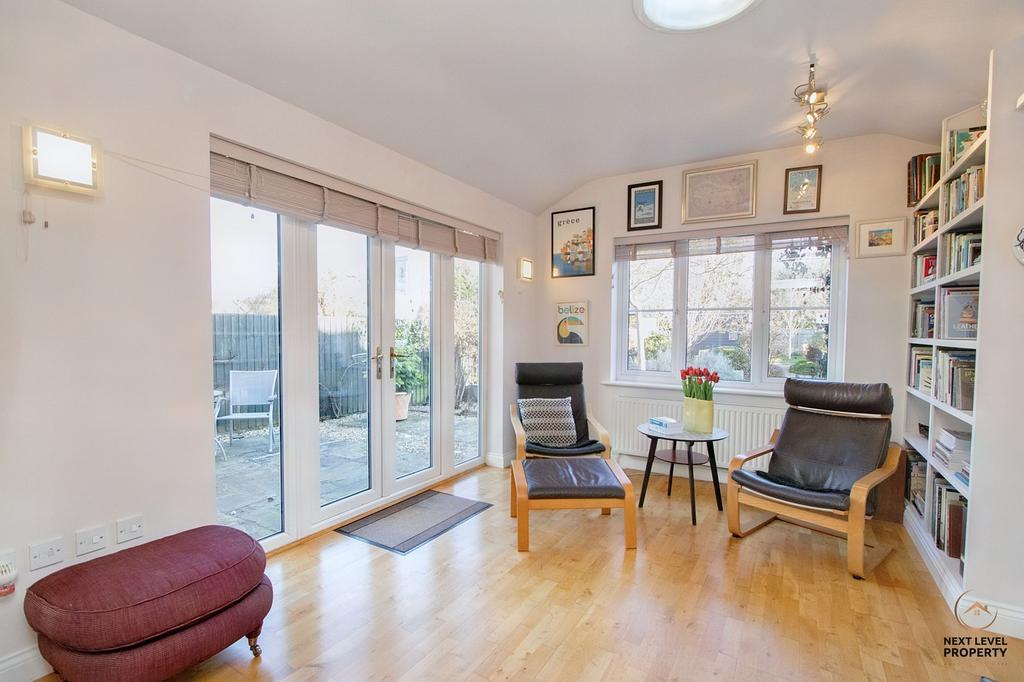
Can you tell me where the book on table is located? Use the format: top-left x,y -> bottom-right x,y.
648,416 -> 683,435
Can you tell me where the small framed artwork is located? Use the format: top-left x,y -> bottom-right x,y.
682,160 -> 756,223
556,301 -> 588,345
627,180 -> 662,231
551,207 -> 595,278
783,165 -> 822,214
856,217 -> 907,258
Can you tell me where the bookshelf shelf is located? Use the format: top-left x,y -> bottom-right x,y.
908,337 -> 934,345
906,385 -> 974,425
939,132 -> 987,187
912,231 -> 940,254
941,197 -> 985,233
914,179 -> 942,211
935,263 -> 981,287
909,281 -> 936,297
905,432 -> 971,499
934,338 -> 977,350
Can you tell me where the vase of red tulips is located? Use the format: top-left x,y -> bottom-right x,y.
680,366 -> 719,433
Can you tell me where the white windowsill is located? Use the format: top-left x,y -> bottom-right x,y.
601,379 -> 784,398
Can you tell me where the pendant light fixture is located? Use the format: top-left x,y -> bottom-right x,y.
793,61 -> 828,153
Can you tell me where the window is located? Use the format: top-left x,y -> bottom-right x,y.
615,229 -> 845,390
453,258 -> 483,465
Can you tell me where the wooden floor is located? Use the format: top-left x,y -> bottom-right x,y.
172,467 -> 1022,681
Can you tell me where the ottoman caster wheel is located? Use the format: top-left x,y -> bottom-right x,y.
248,636 -> 262,657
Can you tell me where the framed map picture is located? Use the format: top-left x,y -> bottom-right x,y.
556,301 -> 588,345
551,207 -> 595,278
627,180 -> 662,231
856,217 -> 907,258
783,165 -> 822,214
682,160 -> 757,223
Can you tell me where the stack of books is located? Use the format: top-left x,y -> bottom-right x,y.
943,232 -> 982,274
647,416 -> 683,436
913,255 -> 937,286
946,126 -> 986,168
912,301 -> 935,338
907,153 -> 941,206
934,349 -> 975,410
946,165 -> 985,220
932,427 -> 971,468
959,460 -> 972,488
909,346 -> 933,393
907,450 -> 927,516
938,287 -> 979,339
913,209 -> 939,244
931,476 -> 968,570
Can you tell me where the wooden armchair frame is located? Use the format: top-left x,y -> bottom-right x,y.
726,428 -> 904,579
508,404 -> 611,461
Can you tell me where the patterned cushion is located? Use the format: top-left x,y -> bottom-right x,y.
517,397 -> 577,447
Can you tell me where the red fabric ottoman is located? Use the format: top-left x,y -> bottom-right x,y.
24,525 -> 273,682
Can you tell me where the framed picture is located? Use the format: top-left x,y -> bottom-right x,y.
856,217 -> 907,258
783,165 -> 822,214
556,301 -> 588,345
551,207 -> 595,278
627,180 -> 662,231
682,160 -> 756,223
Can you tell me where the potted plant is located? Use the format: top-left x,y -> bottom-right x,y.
680,366 -> 719,433
393,353 -> 423,421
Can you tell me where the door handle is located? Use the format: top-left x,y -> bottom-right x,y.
389,346 -> 409,379
371,347 -> 385,380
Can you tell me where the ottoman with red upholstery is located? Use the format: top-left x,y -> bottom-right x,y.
24,525 -> 273,682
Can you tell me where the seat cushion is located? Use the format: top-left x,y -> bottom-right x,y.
517,397 -> 577,447
525,439 -> 606,457
731,469 -> 876,515
522,458 -> 624,499
24,525 -> 266,652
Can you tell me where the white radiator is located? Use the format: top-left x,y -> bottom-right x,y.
611,395 -> 785,471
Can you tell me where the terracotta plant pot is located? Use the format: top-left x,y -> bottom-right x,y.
683,396 -> 714,433
395,392 -> 411,421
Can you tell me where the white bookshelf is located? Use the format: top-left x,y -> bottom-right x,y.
904,102 -> 987,606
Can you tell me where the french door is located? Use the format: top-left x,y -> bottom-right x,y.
212,198 -> 484,545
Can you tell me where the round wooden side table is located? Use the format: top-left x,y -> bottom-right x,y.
635,424 -> 729,525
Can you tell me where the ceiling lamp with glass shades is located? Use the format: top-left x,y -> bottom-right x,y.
634,0 -> 760,32
793,61 -> 828,154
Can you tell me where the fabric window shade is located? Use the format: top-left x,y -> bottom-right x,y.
614,224 -> 847,262
249,166 -> 324,221
323,189 -> 378,234
209,151 -> 498,261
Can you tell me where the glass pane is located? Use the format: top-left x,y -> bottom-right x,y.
768,309 -> 829,378
454,259 -> 482,466
686,310 -> 752,381
627,311 -> 674,372
687,251 -> 754,309
211,198 -> 283,540
770,245 -> 831,308
628,258 -> 674,310
317,226 -> 371,506
394,246 -> 432,478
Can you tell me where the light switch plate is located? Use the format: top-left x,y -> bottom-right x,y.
116,515 -> 144,544
29,537 -> 64,571
75,525 -> 108,557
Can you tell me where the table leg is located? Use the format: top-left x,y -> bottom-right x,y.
668,441 -> 676,496
686,442 -> 697,525
707,440 -> 724,511
639,436 -> 657,508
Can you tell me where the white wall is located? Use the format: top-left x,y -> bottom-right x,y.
966,38 -> 1024,635
530,134 -> 930,442
0,1 -> 535,677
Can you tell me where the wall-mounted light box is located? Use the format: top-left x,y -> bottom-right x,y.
23,125 -> 101,195
518,257 -> 534,282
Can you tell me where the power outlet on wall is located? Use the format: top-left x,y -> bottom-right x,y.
75,525 -> 108,557
29,537 -> 65,571
116,515 -> 145,544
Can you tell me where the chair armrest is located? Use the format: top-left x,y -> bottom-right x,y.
727,429 -> 780,476
587,411 -> 612,459
849,444 -> 903,515
509,403 -> 528,461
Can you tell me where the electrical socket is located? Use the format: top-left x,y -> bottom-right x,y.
29,537 -> 65,571
116,515 -> 144,544
75,525 -> 108,557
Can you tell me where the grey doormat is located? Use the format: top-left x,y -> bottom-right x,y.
337,490 -> 491,554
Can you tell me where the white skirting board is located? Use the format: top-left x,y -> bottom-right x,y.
0,645 -> 50,682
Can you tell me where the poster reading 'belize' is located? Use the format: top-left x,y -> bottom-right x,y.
556,301 -> 588,345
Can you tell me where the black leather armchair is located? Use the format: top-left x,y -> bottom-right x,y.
727,379 -> 902,579
509,362 -> 611,459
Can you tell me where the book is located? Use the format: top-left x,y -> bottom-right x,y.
938,428 -> 971,452
939,288 -> 979,339
946,126 -> 986,169
945,165 -> 985,220
913,209 -> 939,244
934,349 -> 976,410
907,153 -> 941,206
914,255 -> 937,286
946,501 -> 966,559
942,233 -> 982,275
912,302 -> 935,338
909,346 -> 933,392
649,416 -> 678,429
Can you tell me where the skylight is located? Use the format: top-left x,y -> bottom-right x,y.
634,0 -> 759,32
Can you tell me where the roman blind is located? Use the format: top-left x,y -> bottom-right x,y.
614,218 -> 848,262
209,147 -> 499,262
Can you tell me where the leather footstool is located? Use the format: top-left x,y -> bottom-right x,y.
24,525 -> 273,681
510,458 -> 637,550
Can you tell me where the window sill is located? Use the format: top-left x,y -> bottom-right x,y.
601,380 -> 784,398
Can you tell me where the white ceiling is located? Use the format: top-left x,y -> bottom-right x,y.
64,0 -> 1023,213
